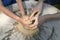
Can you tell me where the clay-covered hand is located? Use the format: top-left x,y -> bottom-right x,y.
21,16 -> 32,27
28,0 -> 43,30
18,15 -> 38,30
29,16 -> 38,30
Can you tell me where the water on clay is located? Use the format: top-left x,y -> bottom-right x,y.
0,1 -> 60,40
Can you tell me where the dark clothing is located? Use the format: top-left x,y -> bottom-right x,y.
2,0 -> 60,6
2,0 -> 27,6
2,0 -> 16,6
44,0 -> 60,5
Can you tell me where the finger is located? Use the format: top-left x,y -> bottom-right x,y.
30,16 -> 38,22
31,18 -> 38,28
30,4 -> 39,18
22,16 -> 29,20
28,24 -> 38,30
26,20 -> 32,25
35,11 -> 40,17
29,17 -> 38,25
30,0 -> 43,18
29,18 -> 35,24
30,9 -> 38,18
31,26 -> 38,30
29,21 -> 38,28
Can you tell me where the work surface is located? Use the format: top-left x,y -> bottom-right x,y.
0,1 -> 60,40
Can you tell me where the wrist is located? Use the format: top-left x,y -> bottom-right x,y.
16,17 -> 22,21
15,17 -> 23,23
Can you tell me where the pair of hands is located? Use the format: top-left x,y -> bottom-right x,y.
21,15 -> 38,30
16,0 -> 43,30
0,0 -> 40,30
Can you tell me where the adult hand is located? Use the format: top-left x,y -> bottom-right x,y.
16,15 -> 38,30
21,16 -> 32,27
29,16 -> 38,30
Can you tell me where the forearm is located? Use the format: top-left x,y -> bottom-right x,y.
44,12 -> 60,20
16,0 -> 25,16
38,0 -> 43,15
30,0 -> 43,18
0,4 -> 23,24
38,12 -> 60,25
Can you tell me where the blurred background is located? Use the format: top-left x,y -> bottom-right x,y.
2,0 -> 60,9
44,0 -> 60,9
